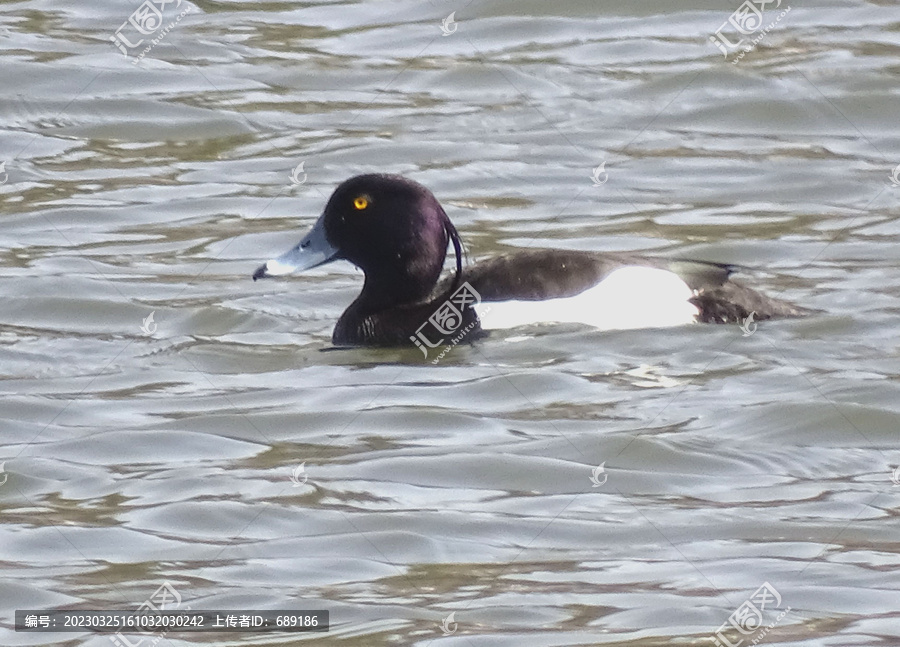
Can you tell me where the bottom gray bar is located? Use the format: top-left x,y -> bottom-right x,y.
16,610 -> 329,632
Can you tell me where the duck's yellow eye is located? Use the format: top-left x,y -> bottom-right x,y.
353,196 -> 369,210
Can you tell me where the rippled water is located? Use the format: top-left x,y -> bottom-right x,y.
2,0 -> 900,645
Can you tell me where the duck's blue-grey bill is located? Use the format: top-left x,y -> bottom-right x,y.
253,215 -> 338,280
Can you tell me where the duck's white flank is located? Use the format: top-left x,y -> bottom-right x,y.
472,265 -> 699,331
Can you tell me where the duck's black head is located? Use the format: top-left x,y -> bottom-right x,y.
253,174 -> 463,310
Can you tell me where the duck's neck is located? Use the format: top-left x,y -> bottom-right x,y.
333,287 -> 480,347
353,270 -> 437,315
332,269 -> 447,346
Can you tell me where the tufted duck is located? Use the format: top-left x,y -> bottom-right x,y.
253,174 -> 810,347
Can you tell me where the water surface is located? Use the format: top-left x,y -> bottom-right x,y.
1,0 -> 899,645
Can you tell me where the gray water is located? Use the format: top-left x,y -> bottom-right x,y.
2,0 -> 900,645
